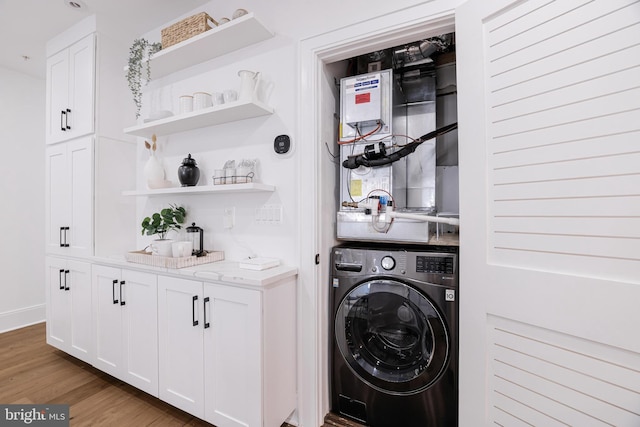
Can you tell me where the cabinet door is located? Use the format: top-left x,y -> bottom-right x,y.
67,259 -> 92,363
45,137 -> 93,257
46,257 -> 70,350
67,34 -> 95,140
45,34 -> 95,144
158,276 -> 205,417
204,283 -> 262,427
46,48 -> 70,144
121,269 -> 158,396
92,265 -> 123,377
66,136 -> 93,257
45,145 -> 70,254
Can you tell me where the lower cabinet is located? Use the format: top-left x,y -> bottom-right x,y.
92,265 -> 158,396
47,261 -> 296,427
46,256 -> 92,364
158,275 -> 296,427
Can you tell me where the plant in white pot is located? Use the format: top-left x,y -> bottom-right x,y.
141,204 -> 186,256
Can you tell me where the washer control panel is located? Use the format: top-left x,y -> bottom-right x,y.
416,255 -> 455,274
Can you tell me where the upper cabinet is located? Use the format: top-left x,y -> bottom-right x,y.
46,34 -> 95,144
146,13 -> 273,80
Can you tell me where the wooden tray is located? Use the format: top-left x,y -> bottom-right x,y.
125,250 -> 224,269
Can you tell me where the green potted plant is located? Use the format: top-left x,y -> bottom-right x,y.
141,204 -> 186,256
127,38 -> 162,119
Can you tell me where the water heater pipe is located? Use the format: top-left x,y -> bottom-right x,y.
387,211 -> 460,226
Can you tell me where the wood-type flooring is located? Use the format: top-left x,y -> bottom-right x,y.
0,322 -> 300,427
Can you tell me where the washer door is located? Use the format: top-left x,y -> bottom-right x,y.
335,279 -> 449,395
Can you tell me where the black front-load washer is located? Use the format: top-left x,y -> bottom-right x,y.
330,244 -> 458,427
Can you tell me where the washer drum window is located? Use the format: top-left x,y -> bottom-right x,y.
335,279 -> 449,395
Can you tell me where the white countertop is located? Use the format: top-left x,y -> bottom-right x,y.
92,255 -> 298,288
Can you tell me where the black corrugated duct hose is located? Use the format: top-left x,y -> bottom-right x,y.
341,122 -> 458,169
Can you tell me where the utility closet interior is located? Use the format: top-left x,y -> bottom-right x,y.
325,32 -> 459,244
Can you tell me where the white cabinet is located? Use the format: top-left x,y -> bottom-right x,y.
92,265 -> 158,396
203,282 -> 262,427
46,33 -> 95,144
158,275 -> 296,427
44,16 -> 137,260
158,276 -> 204,416
45,257 -> 92,364
45,136 -> 93,257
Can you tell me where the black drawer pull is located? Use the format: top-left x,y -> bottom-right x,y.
59,269 -> 65,290
120,281 -> 126,306
64,270 -> 70,291
112,279 -> 119,304
203,297 -> 210,329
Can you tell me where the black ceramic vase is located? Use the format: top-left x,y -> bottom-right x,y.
178,154 -> 200,187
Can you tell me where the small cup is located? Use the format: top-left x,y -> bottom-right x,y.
180,241 -> 193,257
193,92 -> 212,110
223,89 -> 237,103
213,169 -> 226,185
235,166 -> 251,183
179,95 -> 193,114
232,9 -> 248,19
225,168 -> 236,184
212,92 -> 225,106
171,242 -> 186,258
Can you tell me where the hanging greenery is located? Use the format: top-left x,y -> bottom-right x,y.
126,38 -> 162,119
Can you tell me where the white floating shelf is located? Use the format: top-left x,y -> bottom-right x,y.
150,13 -> 274,79
124,99 -> 273,137
123,183 -> 275,197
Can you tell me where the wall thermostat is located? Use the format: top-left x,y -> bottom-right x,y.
274,134 -> 291,154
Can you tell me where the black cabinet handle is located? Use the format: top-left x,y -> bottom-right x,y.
120,281 -> 126,306
63,227 -> 70,247
112,279 -> 119,304
61,110 -> 66,131
65,108 -> 71,130
203,297 -> 210,329
64,270 -> 70,291
59,269 -> 65,290
59,227 -> 69,248
192,295 -> 199,326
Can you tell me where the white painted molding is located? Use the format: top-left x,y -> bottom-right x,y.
0,305 -> 46,334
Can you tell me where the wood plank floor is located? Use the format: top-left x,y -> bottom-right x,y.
0,322 -> 295,427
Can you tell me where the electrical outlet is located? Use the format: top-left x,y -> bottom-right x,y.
223,207 -> 235,229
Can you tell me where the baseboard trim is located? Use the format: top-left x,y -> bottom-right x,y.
0,304 -> 46,334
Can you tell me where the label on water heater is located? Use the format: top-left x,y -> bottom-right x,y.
343,73 -> 382,126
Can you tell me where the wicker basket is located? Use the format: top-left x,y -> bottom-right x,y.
161,12 -> 219,48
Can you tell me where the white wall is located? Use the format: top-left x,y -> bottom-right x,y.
127,0 -> 442,266
0,67 -> 45,332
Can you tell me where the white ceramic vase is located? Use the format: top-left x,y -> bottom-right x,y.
144,153 -> 165,189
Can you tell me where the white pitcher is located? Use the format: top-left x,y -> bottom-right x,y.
238,70 -> 261,102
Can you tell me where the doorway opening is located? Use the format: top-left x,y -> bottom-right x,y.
296,10 -> 457,427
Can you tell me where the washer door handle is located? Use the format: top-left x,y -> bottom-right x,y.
335,262 -> 362,272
